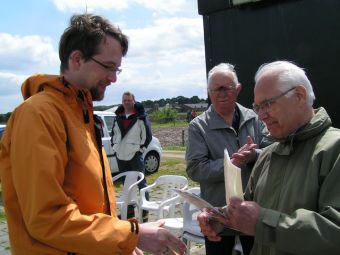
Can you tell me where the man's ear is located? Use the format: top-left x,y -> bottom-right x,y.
69,50 -> 83,70
294,85 -> 308,105
236,83 -> 242,96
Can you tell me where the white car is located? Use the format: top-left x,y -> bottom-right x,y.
95,111 -> 162,175
0,124 -> 6,139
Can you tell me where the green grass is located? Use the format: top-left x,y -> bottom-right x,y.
148,157 -> 198,187
162,145 -> 186,151
0,211 -> 5,221
151,121 -> 188,128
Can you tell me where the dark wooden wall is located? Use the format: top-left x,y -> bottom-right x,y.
198,0 -> 340,127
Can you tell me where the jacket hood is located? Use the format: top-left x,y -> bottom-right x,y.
273,107 -> 332,155
282,107 -> 331,143
21,74 -> 67,100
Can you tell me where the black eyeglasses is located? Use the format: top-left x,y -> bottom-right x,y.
209,85 -> 236,94
252,86 -> 296,113
89,57 -> 122,75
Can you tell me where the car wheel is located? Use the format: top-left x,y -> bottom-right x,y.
144,151 -> 160,174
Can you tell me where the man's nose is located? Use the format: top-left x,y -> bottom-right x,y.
107,72 -> 117,83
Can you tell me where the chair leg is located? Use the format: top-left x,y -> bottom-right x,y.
186,240 -> 191,255
139,209 -> 142,222
121,204 -> 127,220
142,210 -> 149,223
182,237 -> 190,255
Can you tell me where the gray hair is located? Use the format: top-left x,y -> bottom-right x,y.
255,61 -> 315,106
207,63 -> 239,88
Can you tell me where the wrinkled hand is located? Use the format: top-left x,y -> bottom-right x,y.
137,220 -> 186,255
197,208 -> 225,241
222,197 -> 260,235
231,136 -> 257,167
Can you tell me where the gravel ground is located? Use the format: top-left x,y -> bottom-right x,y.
152,126 -> 188,147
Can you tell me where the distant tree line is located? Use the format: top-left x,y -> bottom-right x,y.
93,95 -> 208,111
0,112 -> 11,124
142,95 -> 207,108
0,96 -> 207,124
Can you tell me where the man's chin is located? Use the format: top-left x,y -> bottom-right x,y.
94,94 -> 104,101
91,91 -> 105,101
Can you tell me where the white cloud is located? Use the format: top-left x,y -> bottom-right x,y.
0,4 -> 207,113
51,0 -> 196,15
0,33 -> 59,72
122,17 -> 206,88
133,0 -> 195,15
127,17 -> 203,58
95,16 -> 207,106
51,0 -> 129,12
0,72 -> 27,113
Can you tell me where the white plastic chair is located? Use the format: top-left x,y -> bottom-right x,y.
181,187 -> 205,255
139,175 -> 188,220
112,171 -> 144,220
160,194 -> 184,237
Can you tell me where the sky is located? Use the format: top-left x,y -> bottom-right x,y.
0,0 -> 207,113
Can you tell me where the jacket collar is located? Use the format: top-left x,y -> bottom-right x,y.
206,103 -> 257,130
272,107 -> 332,155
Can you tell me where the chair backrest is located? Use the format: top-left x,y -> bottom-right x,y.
154,175 -> 188,200
183,187 -> 204,237
113,171 -> 144,202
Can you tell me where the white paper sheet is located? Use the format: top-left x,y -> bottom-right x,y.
173,189 -> 225,217
224,149 -> 244,203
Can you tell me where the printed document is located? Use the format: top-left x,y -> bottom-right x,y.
224,149 -> 244,203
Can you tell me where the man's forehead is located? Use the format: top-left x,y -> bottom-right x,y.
254,75 -> 281,100
98,36 -> 123,65
211,72 -> 235,85
123,95 -> 133,100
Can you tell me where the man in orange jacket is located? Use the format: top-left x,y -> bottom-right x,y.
0,13 -> 186,255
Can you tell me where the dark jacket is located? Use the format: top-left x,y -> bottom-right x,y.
111,102 -> 152,160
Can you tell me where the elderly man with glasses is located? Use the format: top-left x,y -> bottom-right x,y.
186,63 -> 269,255
199,61 -> 340,255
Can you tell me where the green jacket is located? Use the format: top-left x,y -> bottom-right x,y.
245,108 -> 340,255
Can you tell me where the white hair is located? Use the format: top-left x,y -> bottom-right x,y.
207,63 -> 239,89
255,61 -> 315,106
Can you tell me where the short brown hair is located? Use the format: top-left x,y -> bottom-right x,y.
59,14 -> 129,72
122,91 -> 135,101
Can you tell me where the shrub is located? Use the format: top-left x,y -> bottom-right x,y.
150,107 -> 178,124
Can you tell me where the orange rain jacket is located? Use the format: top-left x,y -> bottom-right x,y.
0,74 -> 139,255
